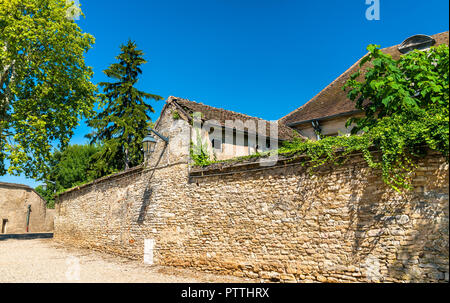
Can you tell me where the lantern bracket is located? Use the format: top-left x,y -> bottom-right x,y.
149,128 -> 169,143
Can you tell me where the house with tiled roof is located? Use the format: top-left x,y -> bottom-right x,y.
155,96 -> 301,161
279,31 -> 449,140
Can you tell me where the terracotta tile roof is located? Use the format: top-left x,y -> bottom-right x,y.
279,31 -> 449,126
167,96 -> 302,141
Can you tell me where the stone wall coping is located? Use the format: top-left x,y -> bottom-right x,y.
190,154 -> 308,177
189,147 -> 443,178
56,165 -> 144,199
56,161 -> 189,199
56,147 -> 443,198
189,149 -> 368,177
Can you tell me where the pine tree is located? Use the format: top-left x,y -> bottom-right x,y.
87,40 -> 162,170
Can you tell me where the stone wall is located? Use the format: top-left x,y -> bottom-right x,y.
54,109 -> 449,283
184,153 -> 449,283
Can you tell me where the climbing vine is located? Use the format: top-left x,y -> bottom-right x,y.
172,110 -> 181,120
190,129 -> 211,167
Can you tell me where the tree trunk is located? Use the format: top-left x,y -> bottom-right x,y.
124,147 -> 130,170
0,60 -> 16,114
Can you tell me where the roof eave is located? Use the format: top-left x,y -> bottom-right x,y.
287,110 -> 363,127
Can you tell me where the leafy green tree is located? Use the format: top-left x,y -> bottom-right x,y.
344,44 -> 449,134
0,0 -> 96,180
35,144 -> 103,208
35,186 -> 55,209
87,40 -> 162,171
278,44 -> 448,192
342,44 -> 449,189
51,144 -> 103,189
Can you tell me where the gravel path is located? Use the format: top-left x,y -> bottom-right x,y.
0,239 -> 254,283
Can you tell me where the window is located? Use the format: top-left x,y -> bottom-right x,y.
212,139 -> 222,151
398,34 -> 436,54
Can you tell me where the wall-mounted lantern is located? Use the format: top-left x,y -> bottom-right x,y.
142,128 -> 169,158
42,180 -> 56,193
142,134 -> 157,156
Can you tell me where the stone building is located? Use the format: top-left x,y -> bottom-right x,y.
159,96 -> 301,161
0,182 -> 54,234
279,31 -> 449,140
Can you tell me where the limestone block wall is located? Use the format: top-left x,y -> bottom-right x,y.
183,154 -> 448,283
54,109 -> 449,282
54,106 -> 192,258
54,151 -> 448,283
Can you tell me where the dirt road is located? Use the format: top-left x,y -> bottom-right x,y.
0,239 -> 254,283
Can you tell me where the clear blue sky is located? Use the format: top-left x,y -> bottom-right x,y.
1,0 -> 448,188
